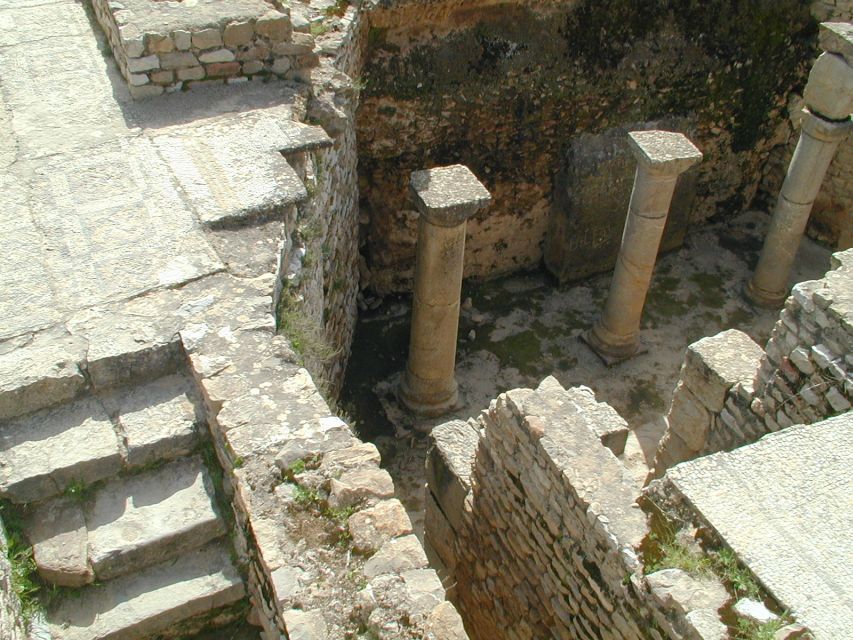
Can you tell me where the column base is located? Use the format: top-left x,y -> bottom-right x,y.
398,373 -> 459,418
744,279 -> 787,309
580,325 -> 646,366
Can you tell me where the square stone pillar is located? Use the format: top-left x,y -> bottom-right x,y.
583,131 -> 702,365
746,22 -> 853,308
399,165 -> 491,416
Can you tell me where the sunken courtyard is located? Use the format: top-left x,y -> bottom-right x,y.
0,0 -> 851,639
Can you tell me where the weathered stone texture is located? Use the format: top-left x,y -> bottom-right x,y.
426,377 -> 729,639
653,249 -> 853,474
358,0 -> 817,293
650,414 -> 853,639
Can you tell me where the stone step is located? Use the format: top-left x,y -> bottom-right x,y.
26,456 -> 226,585
0,373 -> 202,504
0,396 -> 123,504
47,540 -> 245,640
101,373 -> 201,470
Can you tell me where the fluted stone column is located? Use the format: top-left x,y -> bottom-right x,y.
747,22 -> 853,308
584,131 -> 702,365
400,165 -> 491,416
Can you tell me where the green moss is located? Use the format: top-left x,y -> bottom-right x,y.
689,272 -> 726,310
627,379 -> 665,418
483,330 -> 543,378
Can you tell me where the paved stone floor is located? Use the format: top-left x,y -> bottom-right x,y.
341,211 -> 832,538
0,0 -> 308,342
663,413 -> 853,638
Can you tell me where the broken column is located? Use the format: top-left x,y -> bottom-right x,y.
584,131 -> 702,364
747,22 -> 853,308
399,165 -> 491,416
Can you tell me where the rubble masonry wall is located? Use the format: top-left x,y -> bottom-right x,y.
653,248 -> 853,474
425,378 -> 729,640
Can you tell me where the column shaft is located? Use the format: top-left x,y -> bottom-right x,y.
747,123 -> 845,307
597,167 -> 678,344
400,219 -> 467,414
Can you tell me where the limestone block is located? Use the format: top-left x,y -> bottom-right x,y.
684,609 -> 728,640
666,382 -> 712,451
126,55 -> 159,73
821,22 -> 853,65
191,29 -> 223,50
328,468 -> 395,509
199,48 -> 236,64
557,381 -> 629,455
129,84 -> 164,100
0,397 -> 121,503
682,330 -> 764,412
172,30 -> 191,51
363,535 -> 429,578
424,491 -> 458,571
409,165 -> 492,227
86,457 -> 225,581
147,35 -> 174,54
26,498 -> 93,587
804,52 -> 853,121
283,609 -> 326,640
159,51 -> 199,70
178,66 -> 206,81
319,442 -> 381,476
348,498 -> 413,554
628,130 -> 704,175
426,419 -> 478,532
400,569 -> 445,618
274,416 -> 355,470
425,601 -> 468,640
206,62 -> 241,77
0,329 -> 87,421
273,32 -> 315,56
645,569 -> 728,618
242,60 -> 264,75
271,57 -> 291,75
270,565 -> 308,605
256,10 -> 292,42
223,21 -> 254,48
102,375 -> 198,469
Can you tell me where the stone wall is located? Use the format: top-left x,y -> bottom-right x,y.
91,0 -> 320,98
653,248 -> 853,475
356,0 -> 817,293
0,522 -> 27,640
757,2 -> 853,249
426,377 -> 733,640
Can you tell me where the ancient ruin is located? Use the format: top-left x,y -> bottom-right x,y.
0,0 -> 851,639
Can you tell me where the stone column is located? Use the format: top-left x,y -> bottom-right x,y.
747,22 -> 853,308
399,165 -> 491,416
584,131 -> 702,365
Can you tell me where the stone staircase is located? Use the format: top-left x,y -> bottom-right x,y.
0,371 -> 247,639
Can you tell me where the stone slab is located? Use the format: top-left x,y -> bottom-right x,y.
26,497 -> 93,588
0,327 -> 88,421
112,0 -> 274,35
819,22 -> 853,68
682,329 -> 764,412
628,130 -> 703,173
47,541 -> 245,640
426,418 -> 478,532
409,164 -> 492,226
544,120 -> 698,283
27,137 -> 223,311
101,374 -> 199,468
0,397 -> 121,503
556,380 -> 630,456
151,117 -> 310,228
85,456 -> 225,580
661,414 -> 853,639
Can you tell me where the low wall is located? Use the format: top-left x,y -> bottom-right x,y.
653,248 -> 853,475
426,377 -> 732,640
91,0 -> 319,98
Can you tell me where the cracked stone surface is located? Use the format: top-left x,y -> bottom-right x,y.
662,414 -> 853,639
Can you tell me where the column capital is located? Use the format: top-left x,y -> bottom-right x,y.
627,130 -> 703,176
410,164 -> 492,227
819,22 -> 853,66
801,108 -> 853,142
